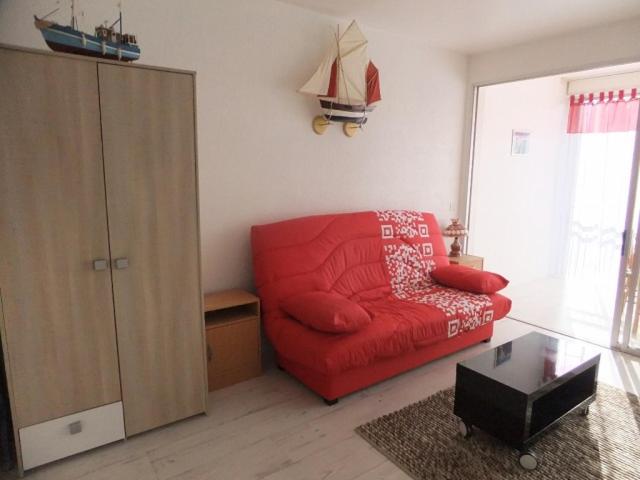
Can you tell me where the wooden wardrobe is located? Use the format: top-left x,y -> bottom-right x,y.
0,45 -> 206,472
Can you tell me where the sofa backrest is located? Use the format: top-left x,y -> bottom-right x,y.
251,210 -> 449,316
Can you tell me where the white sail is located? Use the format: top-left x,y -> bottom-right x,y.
299,41 -> 337,97
335,21 -> 369,105
299,20 -> 370,105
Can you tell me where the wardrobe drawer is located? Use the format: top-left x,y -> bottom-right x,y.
19,402 -> 125,470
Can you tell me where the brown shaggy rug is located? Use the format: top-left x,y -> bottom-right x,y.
356,383 -> 639,480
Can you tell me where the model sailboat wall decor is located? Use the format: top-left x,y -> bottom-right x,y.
34,1 -> 140,62
300,20 -> 381,137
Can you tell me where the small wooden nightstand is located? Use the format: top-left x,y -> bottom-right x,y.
449,254 -> 484,270
204,289 -> 262,392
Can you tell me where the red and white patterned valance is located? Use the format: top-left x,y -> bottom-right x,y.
567,89 -> 639,134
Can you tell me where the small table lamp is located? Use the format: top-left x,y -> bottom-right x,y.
443,218 -> 468,257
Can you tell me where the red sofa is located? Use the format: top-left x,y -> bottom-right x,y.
251,210 -> 511,404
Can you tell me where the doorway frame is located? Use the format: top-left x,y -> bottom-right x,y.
461,61 -> 640,352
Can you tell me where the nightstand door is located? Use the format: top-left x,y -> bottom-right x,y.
206,319 -> 261,391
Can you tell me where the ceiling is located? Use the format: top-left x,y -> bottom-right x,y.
277,0 -> 640,54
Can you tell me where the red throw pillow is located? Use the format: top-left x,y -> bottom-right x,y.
430,265 -> 509,294
281,291 -> 372,333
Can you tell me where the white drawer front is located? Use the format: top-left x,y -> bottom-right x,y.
19,402 -> 125,470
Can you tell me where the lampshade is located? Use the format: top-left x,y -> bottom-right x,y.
443,218 -> 468,238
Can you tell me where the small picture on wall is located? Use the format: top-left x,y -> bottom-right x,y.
511,130 -> 531,155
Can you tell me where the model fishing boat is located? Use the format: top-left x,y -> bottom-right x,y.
34,1 -> 140,62
300,20 -> 381,137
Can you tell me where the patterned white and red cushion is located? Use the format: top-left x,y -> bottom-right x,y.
251,210 -> 511,374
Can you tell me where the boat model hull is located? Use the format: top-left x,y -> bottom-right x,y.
35,19 -> 140,62
319,99 -> 375,125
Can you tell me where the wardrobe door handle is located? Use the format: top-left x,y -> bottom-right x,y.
68,421 -> 83,435
207,344 -> 213,362
93,259 -> 108,271
114,258 -> 129,270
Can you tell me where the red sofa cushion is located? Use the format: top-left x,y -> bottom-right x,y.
251,212 -> 449,313
281,291 -> 372,333
430,265 -> 509,294
267,292 -> 511,375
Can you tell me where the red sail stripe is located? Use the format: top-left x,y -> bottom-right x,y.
366,61 -> 381,105
325,59 -> 338,98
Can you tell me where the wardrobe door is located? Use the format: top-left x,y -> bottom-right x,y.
0,49 -> 121,428
98,64 -> 205,435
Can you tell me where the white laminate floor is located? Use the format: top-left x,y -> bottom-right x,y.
505,277 -> 617,347
5,318 -> 640,480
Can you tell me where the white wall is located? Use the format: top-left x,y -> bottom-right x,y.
467,76 -> 568,285
0,0 -> 468,292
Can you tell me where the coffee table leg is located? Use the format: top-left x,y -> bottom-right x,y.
519,450 -> 538,470
458,419 -> 473,439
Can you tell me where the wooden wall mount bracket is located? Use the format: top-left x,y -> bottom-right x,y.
312,115 -> 330,135
343,122 -> 359,138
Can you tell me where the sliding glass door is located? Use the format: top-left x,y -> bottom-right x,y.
611,107 -> 640,355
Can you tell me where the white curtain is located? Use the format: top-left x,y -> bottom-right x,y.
553,131 -> 634,328
563,132 -> 635,280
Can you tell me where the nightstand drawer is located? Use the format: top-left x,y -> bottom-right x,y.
19,402 -> 125,470
449,254 -> 484,270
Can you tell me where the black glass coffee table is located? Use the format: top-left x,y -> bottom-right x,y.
453,332 -> 600,470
